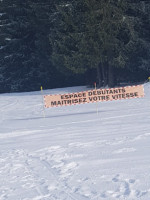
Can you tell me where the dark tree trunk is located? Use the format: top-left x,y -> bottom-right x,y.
101,64 -> 108,86
108,65 -> 115,87
97,65 -> 103,87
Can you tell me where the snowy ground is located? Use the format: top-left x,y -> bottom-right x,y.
0,83 -> 150,200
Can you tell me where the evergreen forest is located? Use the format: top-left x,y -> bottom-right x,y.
0,0 -> 150,93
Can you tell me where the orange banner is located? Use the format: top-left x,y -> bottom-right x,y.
44,84 -> 144,108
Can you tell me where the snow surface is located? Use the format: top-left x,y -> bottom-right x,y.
0,83 -> 150,200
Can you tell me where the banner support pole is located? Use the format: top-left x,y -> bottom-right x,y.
41,86 -> 46,118
94,82 -> 99,115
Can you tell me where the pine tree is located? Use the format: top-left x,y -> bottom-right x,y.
124,0 -> 150,82
50,0 -> 150,87
0,0 -> 59,92
50,0 -> 130,87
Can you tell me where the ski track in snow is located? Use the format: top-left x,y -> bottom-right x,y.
0,140 -> 150,200
0,83 -> 150,199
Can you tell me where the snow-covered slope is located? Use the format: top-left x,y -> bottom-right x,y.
0,83 -> 150,200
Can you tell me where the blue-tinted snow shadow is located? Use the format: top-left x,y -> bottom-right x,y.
13,110 -> 109,121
